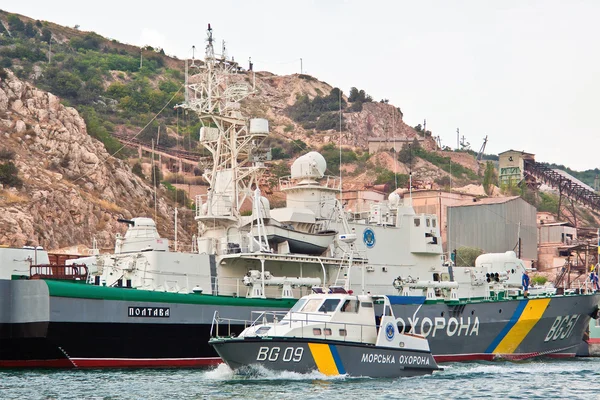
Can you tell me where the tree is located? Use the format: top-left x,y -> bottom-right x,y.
482,161 -> 497,195
7,15 -> 25,32
348,87 -> 360,102
24,22 -> 36,38
41,28 -> 52,43
455,246 -> 484,267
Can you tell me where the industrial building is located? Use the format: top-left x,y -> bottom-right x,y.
447,196 -> 538,262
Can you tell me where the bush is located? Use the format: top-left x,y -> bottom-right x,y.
0,161 -> 23,188
315,112 -> 343,131
434,175 -> 451,188
320,143 -> 358,175
70,33 -> 102,51
374,169 -> 409,189
131,162 -> 144,179
532,275 -> 548,285
0,149 -> 15,160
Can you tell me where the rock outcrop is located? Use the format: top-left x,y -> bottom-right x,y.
0,71 -> 190,251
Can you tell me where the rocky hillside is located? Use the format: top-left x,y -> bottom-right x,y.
0,70 -> 192,251
0,10 -> 495,252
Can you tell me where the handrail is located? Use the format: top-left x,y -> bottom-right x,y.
212,310 -> 378,344
30,264 -> 89,281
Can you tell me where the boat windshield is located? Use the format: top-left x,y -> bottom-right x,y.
318,299 -> 340,313
289,299 -> 307,313
301,299 -> 323,313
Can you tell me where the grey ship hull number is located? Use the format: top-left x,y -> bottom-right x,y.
128,306 -> 170,318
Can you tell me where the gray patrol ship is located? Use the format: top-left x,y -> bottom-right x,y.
1,25 -> 598,368
210,289 -> 441,377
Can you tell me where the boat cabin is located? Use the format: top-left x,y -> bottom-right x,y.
240,287 -> 399,345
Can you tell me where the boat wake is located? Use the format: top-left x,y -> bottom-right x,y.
439,358 -> 599,378
202,364 -> 350,381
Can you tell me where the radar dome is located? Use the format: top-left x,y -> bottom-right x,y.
290,152 -> 327,179
388,192 -> 401,207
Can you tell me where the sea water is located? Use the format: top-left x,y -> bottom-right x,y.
1,358 -> 599,400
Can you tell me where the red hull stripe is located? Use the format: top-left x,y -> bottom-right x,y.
588,338 -> 600,344
0,358 -> 222,368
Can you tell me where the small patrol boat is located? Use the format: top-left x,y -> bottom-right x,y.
209,287 -> 441,377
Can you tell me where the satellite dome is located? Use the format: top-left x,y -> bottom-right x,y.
290,152 -> 327,179
388,192 -> 401,207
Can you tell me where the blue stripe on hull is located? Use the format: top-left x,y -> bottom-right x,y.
329,345 -> 346,375
485,300 -> 527,353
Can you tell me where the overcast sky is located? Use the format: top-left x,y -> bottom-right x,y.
5,1 -> 600,171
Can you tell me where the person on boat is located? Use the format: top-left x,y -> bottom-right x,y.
591,268 -> 600,292
522,269 -> 530,298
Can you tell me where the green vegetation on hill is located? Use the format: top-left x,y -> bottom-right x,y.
319,143 -> 367,176
286,88 -> 346,131
347,87 -> 372,112
264,137 -> 308,160
0,11 -> 195,157
397,140 -> 480,181
373,169 -> 409,189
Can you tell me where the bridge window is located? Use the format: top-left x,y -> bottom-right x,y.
289,299 -> 307,313
341,299 -> 359,313
324,328 -> 332,336
414,218 -> 421,227
319,299 -> 340,313
302,299 -> 323,313
426,218 -> 430,227
313,328 -> 322,335
432,218 -> 437,228
339,329 -> 347,337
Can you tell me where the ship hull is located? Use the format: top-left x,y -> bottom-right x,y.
210,337 -> 439,377
588,318 -> 600,356
1,280 -> 598,368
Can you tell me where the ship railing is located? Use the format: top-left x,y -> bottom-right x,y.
30,264 -> 89,281
212,310 -> 375,344
278,175 -> 341,191
210,276 -> 248,297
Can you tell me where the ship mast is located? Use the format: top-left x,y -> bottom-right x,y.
177,24 -> 267,232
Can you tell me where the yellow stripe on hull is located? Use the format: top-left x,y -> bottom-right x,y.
494,298 -> 551,354
308,343 -> 339,376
